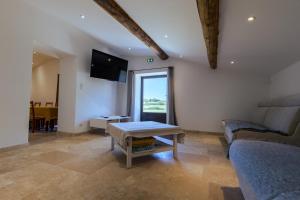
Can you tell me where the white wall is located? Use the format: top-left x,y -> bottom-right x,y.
0,0 -> 120,148
0,0 -> 32,148
123,57 -> 270,132
0,0 -> 272,148
270,60 -> 300,99
31,60 -> 59,105
30,4 -> 120,134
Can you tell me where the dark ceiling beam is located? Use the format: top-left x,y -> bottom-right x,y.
94,0 -> 169,60
196,0 -> 220,69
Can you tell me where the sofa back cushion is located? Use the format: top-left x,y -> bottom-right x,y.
263,107 -> 300,135
251,107 -> 268,125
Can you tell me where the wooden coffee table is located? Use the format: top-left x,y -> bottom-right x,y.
107,121 -> 184,168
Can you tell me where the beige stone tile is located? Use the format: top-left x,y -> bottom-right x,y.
0,133 -> 243,200
203,165 -> 239,187
33,151 -> 77,165
0,156 -> 38,175
59,151 -> 115,174
1,162 -> 84,199
0,189 -> 23,200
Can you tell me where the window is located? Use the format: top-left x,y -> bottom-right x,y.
140,75 -> 167,123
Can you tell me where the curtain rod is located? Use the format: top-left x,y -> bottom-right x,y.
129,66 -> 171,72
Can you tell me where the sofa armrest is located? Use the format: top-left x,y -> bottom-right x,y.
292,123 -> 300,140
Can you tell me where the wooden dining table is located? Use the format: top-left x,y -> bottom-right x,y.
30,107 -> 58,131
34,107 -> 58,121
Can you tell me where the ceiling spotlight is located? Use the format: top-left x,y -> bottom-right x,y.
164,34 -> 169,39
80,15 -> 86,19
247,16 -> 256,22
230,61 -> 235,64
128,47 -> 132,51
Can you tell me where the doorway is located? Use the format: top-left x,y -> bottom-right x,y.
140,75 -> 167,123
29,51 -> 60,140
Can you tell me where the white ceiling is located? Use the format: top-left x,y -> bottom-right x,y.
219,0 -> 300,75
24,0 -> 300,76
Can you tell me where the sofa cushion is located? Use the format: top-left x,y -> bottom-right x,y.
250,107 -> 268,125
263,107 -> 300,135
230,140 -> 300,200
273,191 -> 300,200
223,120 -> 267,144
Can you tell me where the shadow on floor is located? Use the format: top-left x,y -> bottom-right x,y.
221,187 -> 245,200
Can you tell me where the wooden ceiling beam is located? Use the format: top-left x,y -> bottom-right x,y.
196,0 -> 219,69
94,0 -> 169,60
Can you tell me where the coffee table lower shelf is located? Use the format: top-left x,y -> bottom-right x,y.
111,136 -> 178,168
132,140 -> 173,158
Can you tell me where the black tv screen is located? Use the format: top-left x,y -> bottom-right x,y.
90,49 -> 128,82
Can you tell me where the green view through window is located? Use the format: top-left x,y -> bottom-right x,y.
142,76 -> 167,113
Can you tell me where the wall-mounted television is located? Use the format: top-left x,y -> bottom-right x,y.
90,49 -> 128,82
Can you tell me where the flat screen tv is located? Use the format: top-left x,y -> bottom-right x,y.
90,49 -> 128,82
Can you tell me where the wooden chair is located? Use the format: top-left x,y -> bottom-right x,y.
45,109 -> 58,132
29,101 -> 45,133
47,118 -> 58,132
45,102 -> 54,107
34,102 -> 41,107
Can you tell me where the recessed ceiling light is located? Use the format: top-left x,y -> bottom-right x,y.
80,15 -> 86,19
247,16 -> 256,22
128,47 -> 132,51
164,34 -> 169,39
230,61 -> 235,64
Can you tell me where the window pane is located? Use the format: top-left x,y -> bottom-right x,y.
143,77 -> 167,113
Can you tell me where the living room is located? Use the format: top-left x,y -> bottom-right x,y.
0,0 -> 300,199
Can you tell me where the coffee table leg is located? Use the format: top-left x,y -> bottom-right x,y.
127,137 -> 132,168
111,136 -> 115,151
173,134 -> 178,159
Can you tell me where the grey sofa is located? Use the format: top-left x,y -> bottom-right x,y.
230,140 -> 300,200
222,94 -> 300,145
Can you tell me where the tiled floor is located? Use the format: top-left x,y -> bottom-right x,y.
0,132 -> 243,200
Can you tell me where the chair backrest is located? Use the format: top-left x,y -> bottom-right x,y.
34,102 -> 41,107
30,101 -> 36,119
45,102 -> 54,107
30,101 -> 38,133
